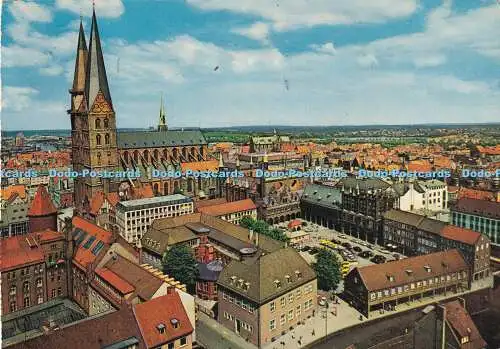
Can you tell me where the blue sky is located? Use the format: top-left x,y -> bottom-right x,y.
2,0 -> 500,130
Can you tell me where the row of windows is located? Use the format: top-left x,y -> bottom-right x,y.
222,312 -> 254,332
369,271 -> 468,301
221,291 -> 256,313
269,299 -> 312,330
269,287 -> 305,312
125,204 -> 193,218
9,296 -> 43,312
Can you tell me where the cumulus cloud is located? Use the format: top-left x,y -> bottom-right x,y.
2,87 -> 39,112
232,22 -> 270,44
187,0 -> 417,30
8,1 -> 52,22
56,0 -> 125,18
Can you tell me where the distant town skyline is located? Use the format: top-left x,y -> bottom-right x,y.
2,0 -> 500,130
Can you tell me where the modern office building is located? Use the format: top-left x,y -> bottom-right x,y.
451,198 -> 500,245
115,194 -> 194,246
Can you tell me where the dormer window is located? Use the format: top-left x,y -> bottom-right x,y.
295,270 -> 302,279
386,275 -> 394,282
424,265 -> 432,273
274,280 -> 281,288
170,318 -> 179,329
244,282 -> 250,291
230,276 -> 236,284
405,269 -> 413,276
238,279 -> 244,288
285,275 -> 291,283
157,323 -> 166,334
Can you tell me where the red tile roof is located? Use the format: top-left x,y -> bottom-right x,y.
90,191 -> 122,215
441,226 -> 481,245
28,185 -> 57,216
197,198 -> 256,217
96,267 -> 136,295
443,300 -> 487,349
195,198 -> 227,210
72,216 -> 113,269
0,234 -> 44,271
180,160 -> 219,172
133,291 -> 193,348
288,219 -> 302,228
356,250 -> 468,291
37,229 -> 64,242
1,185 -> 27,200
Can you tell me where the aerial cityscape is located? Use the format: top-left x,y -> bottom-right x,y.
1,1 -> 500,349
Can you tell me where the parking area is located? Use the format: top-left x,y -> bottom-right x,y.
278,220 -> 406,270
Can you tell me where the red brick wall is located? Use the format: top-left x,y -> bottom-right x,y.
29,215 -> 57,233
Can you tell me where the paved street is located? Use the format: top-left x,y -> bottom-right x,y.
196,312 -> 255,349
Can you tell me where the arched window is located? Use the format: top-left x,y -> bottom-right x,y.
96,134 -> 102,146
95,118 -> 101,129
104,118 -> 109,128
10,285 -> 16,295
97,152 -> 101,165
105,133 -> 110,145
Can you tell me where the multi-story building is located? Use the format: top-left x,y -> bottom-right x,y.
383,210 -> 491,280
300,183 -> 342,230
7,292 -> 194,349
395,179 -> 448,213
0,230 -> 67,315
140,213 -> 283,269
0,185 -> 30,237
196,198 -> 257,225
115,194 -> 194,246
344,249 -> 470,318
196,259 -> 224,301
335,177 -> 398,244
217,247 -> 317,347
451,198 -> 500,245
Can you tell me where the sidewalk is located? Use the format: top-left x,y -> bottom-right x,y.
263,276 -> 494,349
196,312 -> 256,349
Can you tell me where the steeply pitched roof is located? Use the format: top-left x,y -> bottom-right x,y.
1,185 -> 27,201
197,198 -> 257,217
133,292 -> 193,348
85,8 -> 112,110
217,247 -> 316,304
443,300 -> 487,349
72,216 -> 113,269
453,198 -> 500,219
72,20 -> 87,92
28,185 -> 57,217
117,129 -> 206,149
8,306 -> 145,349
104,254 -> 163,301
355,250 -> 468,291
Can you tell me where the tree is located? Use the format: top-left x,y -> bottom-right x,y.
162,245 -> 199,293
239,217 -> 290,243
312,249 -> 341,292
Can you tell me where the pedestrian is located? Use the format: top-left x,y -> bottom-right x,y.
312,329 -> 315,336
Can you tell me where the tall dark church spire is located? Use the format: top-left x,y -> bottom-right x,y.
85,7 -> 112,110
72,20 -> 87,93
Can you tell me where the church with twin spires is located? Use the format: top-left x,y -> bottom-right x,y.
68,8 -> 220,215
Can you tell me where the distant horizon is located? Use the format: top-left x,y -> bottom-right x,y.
3,121 -> 500,133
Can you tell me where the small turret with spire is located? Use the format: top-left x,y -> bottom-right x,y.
158,94 -> 168,131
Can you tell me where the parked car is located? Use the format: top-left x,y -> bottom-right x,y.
359,250 -> 374,258
370,255 -> 386,264
392,253 -> 400,260
301,246 -> 311,252
309,247 -> 320,255
341,242 -> 352,249
331,238 -> 341,244
353,246 -> 362,253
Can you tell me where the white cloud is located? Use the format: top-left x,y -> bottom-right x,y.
55,0 -> 125,18
232,22 -> 270,44
311,42 -> 336,55
39,65 -> 65,76
413,54 -> 447,68
8,1 -> 52,23
2,45 -> 52,67
2,87 -> 39,112
187,0 -> 417,30
357,53 -> 378,68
